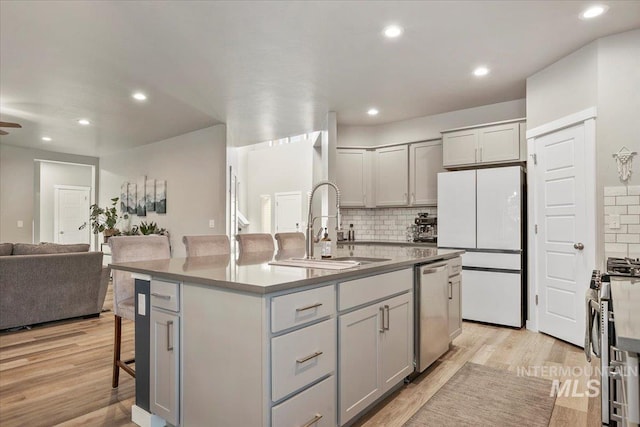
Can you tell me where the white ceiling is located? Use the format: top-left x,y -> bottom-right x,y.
1,1 -> 639,156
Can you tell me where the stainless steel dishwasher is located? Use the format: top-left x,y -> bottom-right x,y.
415,261 -> 450,373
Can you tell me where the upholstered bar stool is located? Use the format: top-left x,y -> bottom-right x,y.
235,233 -> 275,255
109,235 -> 170,388
274,232 -> 305,252
182,234 -> 230,257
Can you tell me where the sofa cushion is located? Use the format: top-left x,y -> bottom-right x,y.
0,243 -> 12,256
12,242 -> 90,255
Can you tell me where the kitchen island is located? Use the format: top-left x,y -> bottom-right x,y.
110,244 -> 463,427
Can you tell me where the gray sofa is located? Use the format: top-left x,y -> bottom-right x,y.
0,242 -> 110,330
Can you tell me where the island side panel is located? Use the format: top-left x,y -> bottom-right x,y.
182,283 -> 267,427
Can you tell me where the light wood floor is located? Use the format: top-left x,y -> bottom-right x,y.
1,285 -> 599,426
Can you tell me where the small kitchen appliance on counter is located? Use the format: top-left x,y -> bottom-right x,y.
413,213 -> 437,243
587,258 -> 640,427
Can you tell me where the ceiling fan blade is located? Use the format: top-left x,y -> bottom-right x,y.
0,121 -> 22,128
0,130 -> 8,135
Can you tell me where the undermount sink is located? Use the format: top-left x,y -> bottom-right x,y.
331,256 -> 391,264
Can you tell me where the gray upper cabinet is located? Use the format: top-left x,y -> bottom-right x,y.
409,140 -> 443,206
335,149 -> 373,207
442,120 -> 526,168
374,145 -> 408,206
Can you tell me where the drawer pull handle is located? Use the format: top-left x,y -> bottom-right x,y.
380,306 -> 385,332
167,320 -> 174,351
151,292 -> 171,300
301,413 -> 323,427
449,281 -> 453,300
296,351 -> 323,364
296,302 -> 323,312
384,305 -> 390,331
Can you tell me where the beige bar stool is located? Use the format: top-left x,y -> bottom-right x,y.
183,234 -> 230,257
109,235 -> 171,388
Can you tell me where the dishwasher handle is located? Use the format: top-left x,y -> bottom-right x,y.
422,265 -> 448,275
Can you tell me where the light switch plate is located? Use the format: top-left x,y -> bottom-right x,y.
17,220 -> 23,228
609,214 -> 621,229
209,219 -> 215,228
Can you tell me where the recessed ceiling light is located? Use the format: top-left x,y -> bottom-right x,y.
383,25 -> 403,38
580,5 -> 609,19
367,108 -> 379,116
473,66 -> 490,77
78,119 -> 91,126
132,92 -> 147,101
41,136 -> 52,142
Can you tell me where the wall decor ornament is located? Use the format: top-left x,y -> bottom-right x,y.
120,177 -> 166,216
613,146 -> 637,183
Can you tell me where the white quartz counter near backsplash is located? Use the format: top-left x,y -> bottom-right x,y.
341,206 -> 437,242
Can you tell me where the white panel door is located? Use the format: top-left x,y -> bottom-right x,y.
476,166 -> 521,250
409,140 -> 443,206
535,124 -> 590,346
54,186 -> 90,244
437,170 -> 476,248
275,192 -> 302,232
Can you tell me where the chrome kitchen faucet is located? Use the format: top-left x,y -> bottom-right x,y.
306,181 -> 342,259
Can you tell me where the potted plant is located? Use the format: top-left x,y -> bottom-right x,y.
81,197 -> 129,242
138,221 -> 169,237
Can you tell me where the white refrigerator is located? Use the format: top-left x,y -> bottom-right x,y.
437,166 -> 525,327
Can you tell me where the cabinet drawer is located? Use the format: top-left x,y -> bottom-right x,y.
272,375 -> 336,427
338,268 -> 412,311
271,285 -> 335,333
272,318 -> 336,402
448,257 -> 462,276
150,280 -> 180,312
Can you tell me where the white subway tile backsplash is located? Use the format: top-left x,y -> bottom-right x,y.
605,224 -> 627,234
605,206 -> 628,215
605,186 -> 627,196
628,186 -> 640,196
621,215 -> 640,224
628,224 -> 640,234
605,234 -> 616,243
341,206 -> 435,241
605,242 -> 628,254
617,196 -> 640,206
604,197 -> 616,206
629,244 -> 640,258
617,234 -> 640,244
629,205 -> 640,215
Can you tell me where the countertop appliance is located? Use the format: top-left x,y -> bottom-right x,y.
437,166 -> 525,327
588,258 -> 640,427
413,213 -> 437,243
414,261 -> 450,373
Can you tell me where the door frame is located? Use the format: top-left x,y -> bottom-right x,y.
274,191 -> 303,233
525,107 -> 597,333
53,184 -> 92,244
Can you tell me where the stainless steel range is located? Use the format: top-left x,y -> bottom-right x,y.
588,258 -> 640,427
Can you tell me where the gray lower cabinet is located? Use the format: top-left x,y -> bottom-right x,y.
150,280 -> 180,426
338,268 -> 414,426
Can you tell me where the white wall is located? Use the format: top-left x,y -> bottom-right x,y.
526,42 -> 598,130
526,28 -> 640,266
337,99 -> 526,147
245,140 -> 313,233
0,144 -> 99,243
38,161 -> 93,243
99,125 -> 227,258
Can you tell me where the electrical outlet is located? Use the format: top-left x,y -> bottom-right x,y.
209,219 -> 215,228
17,220 -> 23,228
609,214 -> 621,229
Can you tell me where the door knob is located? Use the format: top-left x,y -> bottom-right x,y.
574,242 -> 584,250
60,231 -> 64,235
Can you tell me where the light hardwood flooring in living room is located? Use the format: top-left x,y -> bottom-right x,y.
1,283 -> 599,427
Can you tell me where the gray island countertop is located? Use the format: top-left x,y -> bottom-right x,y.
109,243 -> 463,294
610,276 -> 640,353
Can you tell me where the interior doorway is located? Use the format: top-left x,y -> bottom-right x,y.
275,191 -> 302,233
527,111 -> 596,347
54,185 -> 91,244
